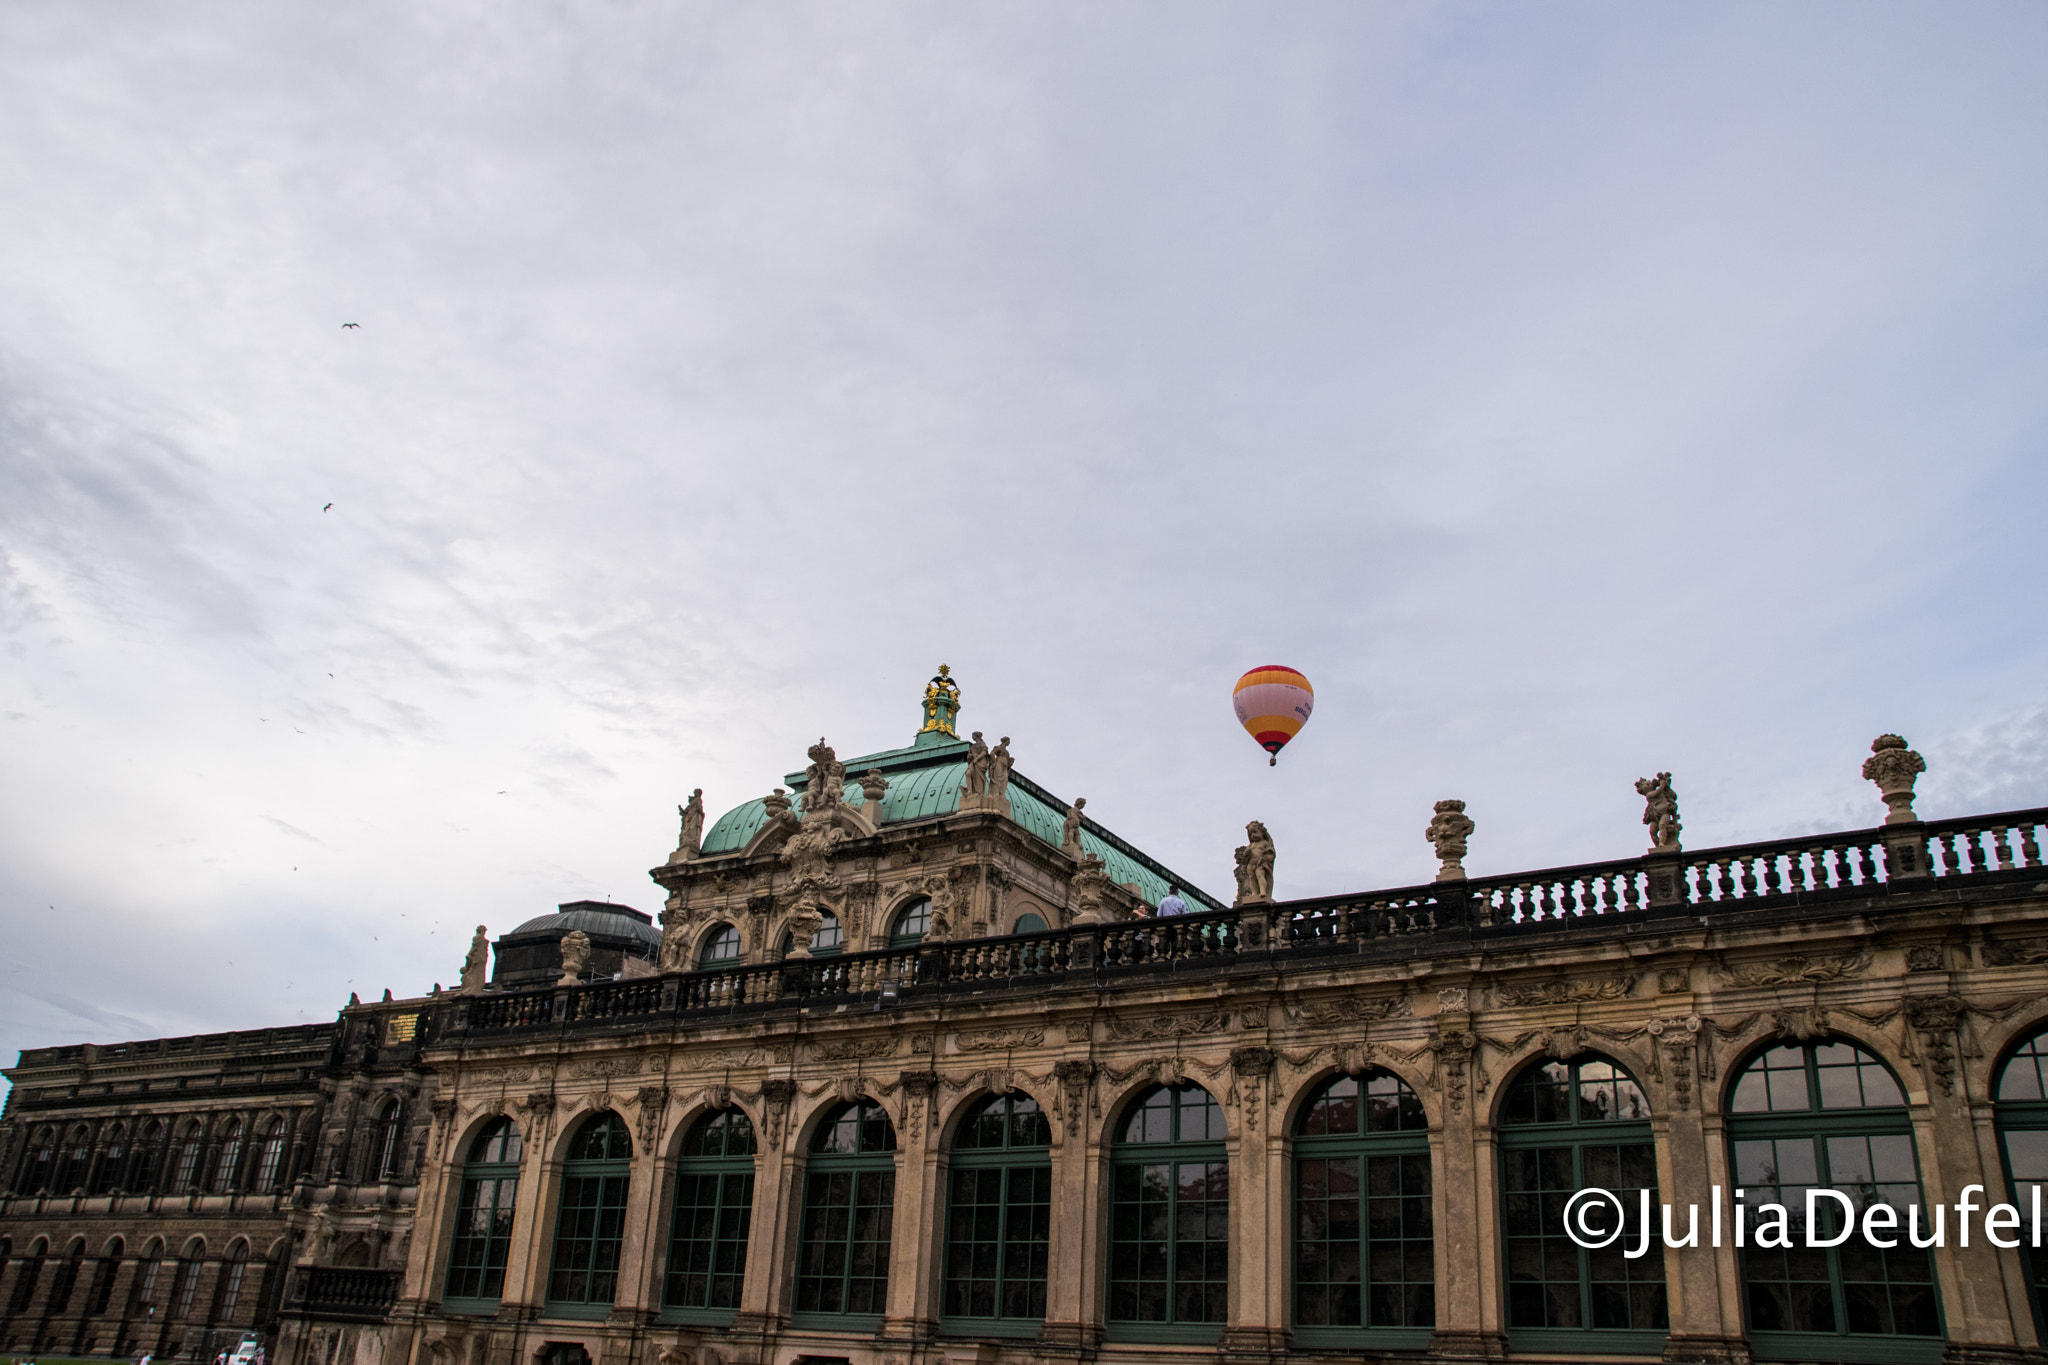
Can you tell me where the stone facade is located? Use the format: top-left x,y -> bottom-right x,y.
7,705 -> 2048,1365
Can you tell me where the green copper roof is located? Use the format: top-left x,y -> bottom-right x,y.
696,738 -> 1221,911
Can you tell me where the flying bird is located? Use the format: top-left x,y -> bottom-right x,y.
342,323 -> 359,329
323,503 -> 333,511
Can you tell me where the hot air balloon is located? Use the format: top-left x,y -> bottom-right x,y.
1233,665 -> 1314,766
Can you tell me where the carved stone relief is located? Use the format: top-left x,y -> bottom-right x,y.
1716,950 -> 1871,988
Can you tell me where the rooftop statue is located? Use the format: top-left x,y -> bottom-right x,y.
920,663 -> 962,737
1425,800 -> 1475,882
1234,820 -> 1276,904
963,730 -> 990,796
1863,734 -> 1927,825
1062,797 -> 1087,856
670,787 -> 705,864
802,738 -> 846,813
458,925 -> 490,995
1636,773 -> 1682,852
557,930 -> 592,986
988,737 -> 1013,799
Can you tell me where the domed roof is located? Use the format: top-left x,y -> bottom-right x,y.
504,901 -> 660,950
697,741 -> 1220,912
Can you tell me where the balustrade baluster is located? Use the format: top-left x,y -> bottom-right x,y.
1762,854 -> 1782,896
1621,872 -> 1640,911
1856,842 -> 1878,884
1993,827 -> 2015,870
2022,823 -> 2043,869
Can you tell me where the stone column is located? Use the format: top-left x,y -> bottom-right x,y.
1426,1009 -> 1505,1361
1039,1060 -> 1103,1355
498,1097 -> 559,1313
882,1072 -> 942,1341
732,1080 -> 797,1334
605,1102 -> 666,1326
1655,1095 -> 1748,1363
1222,1047 -> 1286,1360
1904,998 -> 2033,1365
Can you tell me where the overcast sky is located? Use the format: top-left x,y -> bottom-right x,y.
4,3 -> 2046,1083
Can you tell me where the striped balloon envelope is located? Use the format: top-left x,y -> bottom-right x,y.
1233,665 -> 1315,766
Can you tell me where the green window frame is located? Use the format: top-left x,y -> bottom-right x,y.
1500,1055 -> 1669,1355
1996,1027 -> 2048,1341
942,1093 -> 1052,1335
1292,1069 -> 1434,1350
779,912 -> 844,958
445,1118 -> 523,1311
793,1099 -> 897,1327
1107,1082 -> 1229,1343
698,924 -> 741,967
1728,1041 -> 1943,1363
663,1108 -> 756,1323
889,898 -> 931,948
546,1112 -> 632,1317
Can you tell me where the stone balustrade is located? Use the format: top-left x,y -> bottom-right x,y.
446,805 -> 2048,1040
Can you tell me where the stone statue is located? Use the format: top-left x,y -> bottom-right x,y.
457,926 -> 489,995
557,931 -> 592,986
1070,853 -> 1113,924
923,874 -> 958,941
1233,821 -> 1276,904
987,737 -> 1013,800
310,1205 -> 336,1263
783,906 -> 824,959
1635,773 -> 1682,852
1863,735 -> 1927,825
781,818 -> 841,889
671,788 -> 705,863
802,739 -> 846,813
1062,797 -> 1087,854
1425,800 -> 1475,882
963,731 -> 990,797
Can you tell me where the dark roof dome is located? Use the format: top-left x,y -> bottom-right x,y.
504,900 -> 660,950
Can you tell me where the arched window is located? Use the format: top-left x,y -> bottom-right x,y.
665,1108 -> 757,1318
1012,913 -> 1048,935
444,1118 -> 522,1309
172,1122 -> 204,1192
1109,1083 -> 1228,1337
1728,1041 -> 1939,1354
56,1126 -> 91,1193
9,1239 -> 46,1312
889,898 -> 931,947
22,1127 -> 54,1194
214,1118 -> 245,1192
795,1099 -> 897,1321
88,1238 -> 123,1317
698,924 -> 742,968
171,1241 -> 205,1319
1500,1056 -> 1667,1348
943,1092 -> 1051,1328
374,1101 -> 404,1182
1293,1070 -> 1433,1346
92,1124 -> 128,1196
779,913 -> 843,957
49,1238 -> 85,1314
131,1239 -> 165,1316
1997,1026 -> 2048,1334
216,1241 -> 251,1320
131,1120 -> 165,1194
253,1119 -> 287,1191
546,1112 -> 632,1310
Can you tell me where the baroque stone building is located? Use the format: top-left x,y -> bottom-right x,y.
7,670 -> 2048,1365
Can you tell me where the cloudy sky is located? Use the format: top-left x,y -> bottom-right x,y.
4,3 -> 2046,1080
